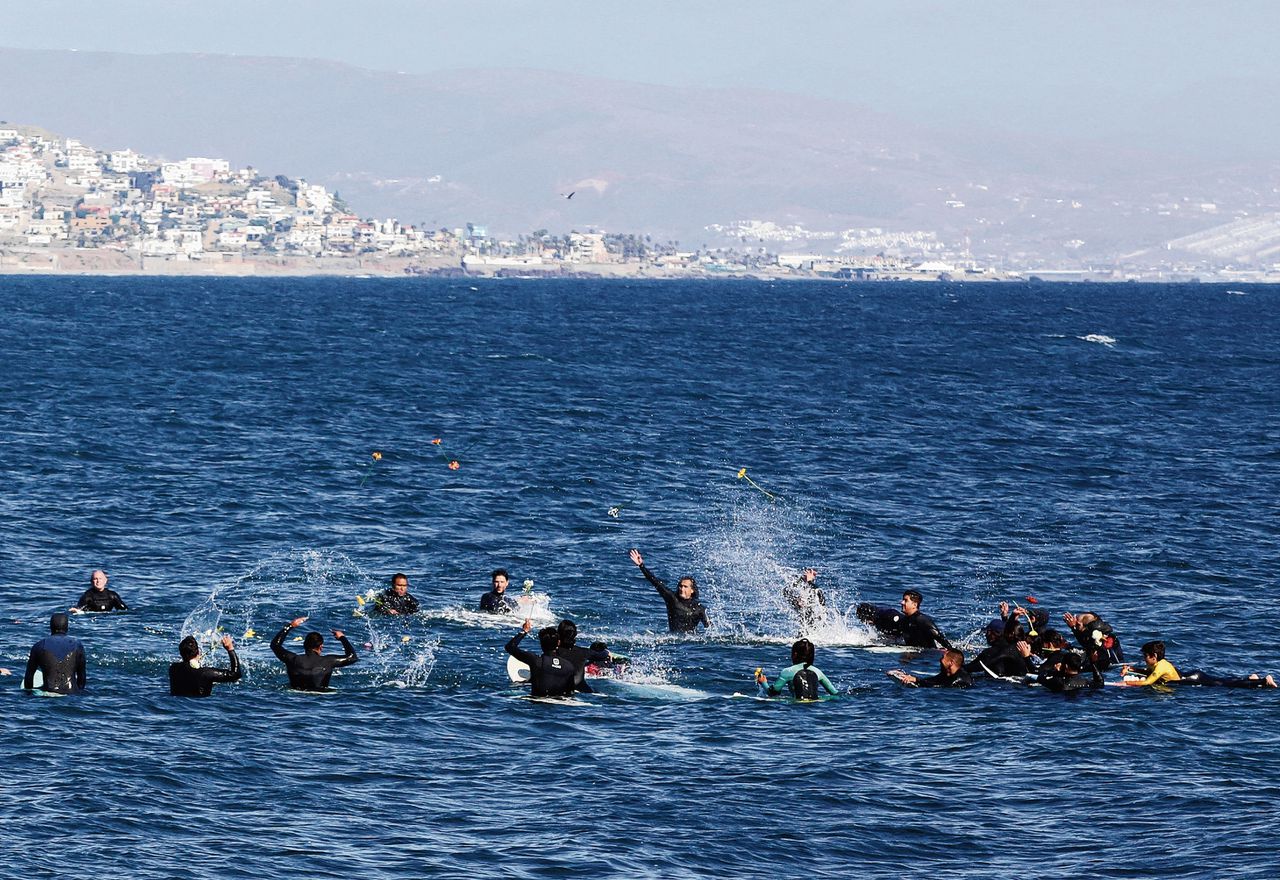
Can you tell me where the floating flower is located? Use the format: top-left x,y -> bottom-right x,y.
448,460 -> 460,470
401,635 -> 411,644
607,506 -> 621,518
243,628 -> 256,639
371,451 -> 383,461
1025,596 -> 1038,604
355,595 -> 366,606
432,438 -> 442,446
737,468 -> 747,479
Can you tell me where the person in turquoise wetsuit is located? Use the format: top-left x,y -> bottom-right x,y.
756,639 -> 838,700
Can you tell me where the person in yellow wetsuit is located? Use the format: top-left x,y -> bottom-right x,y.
1121,641 -> 1180,687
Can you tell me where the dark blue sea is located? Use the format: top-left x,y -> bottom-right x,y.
1,277 -> 1277,879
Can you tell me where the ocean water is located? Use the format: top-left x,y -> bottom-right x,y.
0,277 -> 1277,879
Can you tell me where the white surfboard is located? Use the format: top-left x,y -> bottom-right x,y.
507,653 -> 531,683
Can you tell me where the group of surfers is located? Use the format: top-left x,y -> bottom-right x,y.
14,553 -> 1278,699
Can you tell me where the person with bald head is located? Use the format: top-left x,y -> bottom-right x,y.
71,569 -> 128,613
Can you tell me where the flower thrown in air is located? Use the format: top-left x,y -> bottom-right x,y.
448,460 -> 460,470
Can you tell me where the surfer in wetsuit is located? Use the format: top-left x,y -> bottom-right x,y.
856,603 -> 904,640
1122,641 -> 1277,689
374,572 -> 419,616
169,634 -> 242,697
898,591 -> 953,650
479,569 -> 518,614
1063,611 -> 1124,671
888,648 -> 972,688
628,548 -> 709,634
756,638 -> 838,700
270,617 -> 358,691
966,620 -> 1032,679
23,612 -> 86,694
70,569 -> 128,614
783,568 -> 828,633
555,619 -> 594,694
505,619 -> 576,698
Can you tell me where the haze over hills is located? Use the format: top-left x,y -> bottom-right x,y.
4,46 -> 1278,262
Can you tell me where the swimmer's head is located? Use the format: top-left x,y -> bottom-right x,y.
677,576 -> 697,599
557,619 -> 578,648
941,648 -> 964,674
491,569 -> 509,592
537,626 -> 560,654
984,620 -> 1005,644
50,612 -> 70,634
902,591 -> 923,614
791,638 -> 816,667
390,573 -> 409,596
1141,640 -> 1165,662
856,603 -> 876,623
304,632 -> 324,652
1039,629 -> 1067,650
90,569 -> 108,590
1061,653 -> 1084,673
179,636 -> 201,661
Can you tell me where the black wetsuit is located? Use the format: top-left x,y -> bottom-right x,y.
864,606 -> 904,639
75,588 -> 128,612
479,589 -> 517,614
555,644 -> 595,694
783,579 -> 827,631
915,667 -> 972,688
505,631 -> 576,698
1070,621 -> 1124,671
966,643 -> 1031,678
24,634 -> 87,694
169,648 -> 242,697
899,610 -> 953,650
1172,670 -> 1272,689
638,564 -> 709,633
270,627 -> 358,691
375,590 -> 419,615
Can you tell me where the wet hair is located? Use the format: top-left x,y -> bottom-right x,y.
538,626 -> 560,653
1039,629 -> 1067,649
677,576 -> 697,595
903,590 -> 923,606
1061,653 -> 1084,673
50,612 -> 69,634
391,572 -> 408,586
303,632 -> 324,651
557,619 -> 578,647
856,603 -> 876,623
1141,640 -> 1166,661
588,641 -> 609,653
1030,609 -> 1049,630
179,636 -> 200,661
942,648 -> 965,669
1004,622 -> 1027,643
791,638 -> 816,668
491,569 -> 509,584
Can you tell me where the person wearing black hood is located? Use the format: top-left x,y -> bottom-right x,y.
628,548 -> 709,634
169,634 -> 243,697
1063,611 -> 1124,671
898,591 -> 953,650
555,619 -> 594,694
24,612 -> 86,695
1041,652 -> 1103,694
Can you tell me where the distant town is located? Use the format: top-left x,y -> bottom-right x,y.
2,123 -> 1278,283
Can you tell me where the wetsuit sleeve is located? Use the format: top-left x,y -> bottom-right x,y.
504,631 -> 540,667
207,648 -> 242,684
1134,659 -> 1178,686
333,636 -> 358,668
767,665 -> 796,696
928,618 -> 954,651
818,670 -> 838,695
23,646 -> 37,689
75,644 -> 87,690
270,626 -> 294,661
111,591 -> 129,611
638,564 -> 671,596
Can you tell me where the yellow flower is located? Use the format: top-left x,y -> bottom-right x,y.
355,595 -> 365,606
371,451 -> 383,461
737,468 -> 747,479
